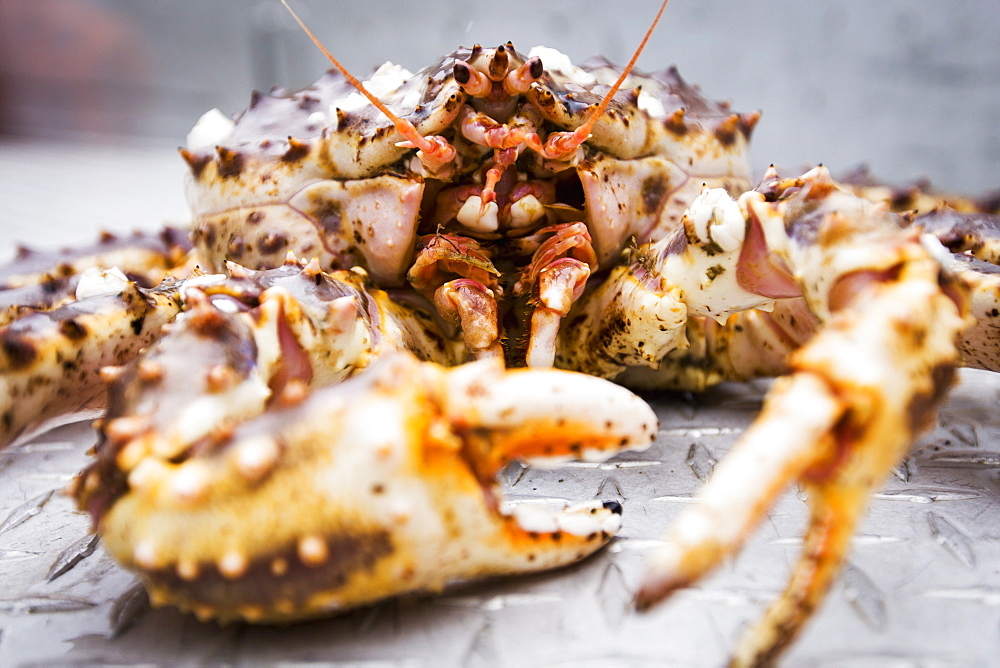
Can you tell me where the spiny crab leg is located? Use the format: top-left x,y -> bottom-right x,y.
554,166 -> 973,662
77,257 -> 462,481
917,207 -> 1000,265
940,252 -> 1000,371
641,266 -> 966,665
0,268 -> 184,448
0,228 -> 191,327
620,168 -> 971,665
74,345 -> 656,622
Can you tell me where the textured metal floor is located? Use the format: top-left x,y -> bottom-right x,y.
1,142 -> 999,665
2,374 -> 999,666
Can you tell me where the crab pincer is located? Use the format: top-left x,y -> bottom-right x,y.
76,357 -> 656,622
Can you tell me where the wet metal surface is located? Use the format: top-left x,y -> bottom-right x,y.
2,373 -> 1000,665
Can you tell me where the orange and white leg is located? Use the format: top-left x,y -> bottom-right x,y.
635,168 -> 972,665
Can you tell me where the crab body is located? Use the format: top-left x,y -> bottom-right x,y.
2,5 -> 1000,666
182,44 -> 755,366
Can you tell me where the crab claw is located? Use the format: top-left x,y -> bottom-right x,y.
75,352 -> 656,622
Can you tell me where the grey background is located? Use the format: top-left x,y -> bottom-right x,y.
1,0 -> 998,193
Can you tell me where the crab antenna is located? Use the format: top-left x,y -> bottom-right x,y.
564,0 -> 671,146
279,0 -> 442,156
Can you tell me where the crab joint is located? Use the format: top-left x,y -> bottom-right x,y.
434,279 -> 503,361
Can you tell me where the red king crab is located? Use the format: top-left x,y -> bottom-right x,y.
3,1 -> 1000,664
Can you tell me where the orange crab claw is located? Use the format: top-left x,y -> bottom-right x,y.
75,350 -> 657,622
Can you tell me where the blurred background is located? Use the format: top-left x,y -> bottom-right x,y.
0,0 -> 998,243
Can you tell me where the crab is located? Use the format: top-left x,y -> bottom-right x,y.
2,0 -> 1000,665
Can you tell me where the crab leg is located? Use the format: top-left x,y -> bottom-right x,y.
0,269 -> 182,447
74,349 -> 656,623
635,371 -> 842,602
939,252 -> 1000,371
618,298 -> 818,391
0,253 -> 460,451
630,168 -> 971,664
0,228 -> 191,326
76,258 -> 462,474
0,227 -> 191,291
515,223 -> 599,367
556,182 -> 785,379
918,208 -> 1000,264
641,270 -> 965,664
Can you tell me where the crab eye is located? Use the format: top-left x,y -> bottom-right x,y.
454,61 -> 472,85
529,56 -> 543,80
505,56 -> 544,95
454,60 -> 491,97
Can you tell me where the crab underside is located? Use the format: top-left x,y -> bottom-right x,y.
3,34 -> 1000,667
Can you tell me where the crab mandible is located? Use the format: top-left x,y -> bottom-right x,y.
2,0 -> 1000,665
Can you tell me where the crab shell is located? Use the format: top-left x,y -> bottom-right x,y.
182,46 -> 757,286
